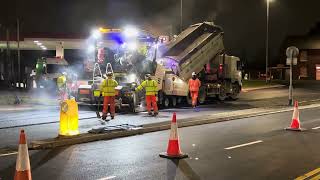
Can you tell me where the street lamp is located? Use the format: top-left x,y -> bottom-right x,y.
266,0 -> 274,83
180,0 -> 183,32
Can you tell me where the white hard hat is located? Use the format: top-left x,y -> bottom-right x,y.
192,72 -> 196,76
62,72 -> 67,75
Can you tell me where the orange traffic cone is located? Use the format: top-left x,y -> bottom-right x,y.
14,129 -> 32,180
285,101 -> 305,131
159,113 -> 188,159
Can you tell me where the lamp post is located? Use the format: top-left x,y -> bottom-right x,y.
180,0 -> 183,32
265,0 -> 274,83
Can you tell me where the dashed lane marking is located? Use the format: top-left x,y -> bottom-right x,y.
295,167 -> 320,180
312,126 -> 320,130
224,140 -> 263,150
0,152 -> 18,157
96,176 -> 117,180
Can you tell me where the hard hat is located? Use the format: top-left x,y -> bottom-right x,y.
106,72 -> 113,77
62,72 -> 67,75
192,72 -> 196,76
145,74 -> 151,78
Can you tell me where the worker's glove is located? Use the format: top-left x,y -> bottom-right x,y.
100,93 -> 102,97
132,88 -> 136,92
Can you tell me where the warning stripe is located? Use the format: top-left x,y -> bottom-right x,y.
292,107 -> 299,121
16,144 -> 31,171
169,123 -> 178,140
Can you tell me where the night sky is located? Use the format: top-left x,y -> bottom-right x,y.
1,0 -> 320,69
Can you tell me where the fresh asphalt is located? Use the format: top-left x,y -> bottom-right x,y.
1,106 -> 320,179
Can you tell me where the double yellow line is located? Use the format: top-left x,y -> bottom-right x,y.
296,167 -> 320,180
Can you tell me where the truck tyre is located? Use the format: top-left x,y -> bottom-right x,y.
198,86 -> 207,104
217,86 -> 227,101
171,96 -> 177,107
229,83 -> 241,100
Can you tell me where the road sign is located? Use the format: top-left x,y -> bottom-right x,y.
286,46 -> 299,59
286,58 -> 297,65
285,46 -> 299,106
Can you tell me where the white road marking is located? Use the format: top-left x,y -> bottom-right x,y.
312,126 -> 320,130
224,140 -> 263,150
0,152 -> 18,157
97,176 -> 117,180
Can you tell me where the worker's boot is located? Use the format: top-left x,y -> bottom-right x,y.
102,113 -> 107,120
148,112 -> 152,116
154,112 -> 159,116
111,115 -> 115,120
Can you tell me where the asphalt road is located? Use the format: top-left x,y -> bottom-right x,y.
0,86 -> 320,149
2,106 -> 320,179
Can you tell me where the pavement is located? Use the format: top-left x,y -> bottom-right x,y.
2,106 -> 320,179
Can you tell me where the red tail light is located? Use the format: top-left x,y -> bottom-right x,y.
219,64 -> 223,73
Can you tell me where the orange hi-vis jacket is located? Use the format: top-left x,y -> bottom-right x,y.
188,78 -> 201,92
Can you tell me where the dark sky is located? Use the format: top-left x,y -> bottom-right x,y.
1,0 -> 320,68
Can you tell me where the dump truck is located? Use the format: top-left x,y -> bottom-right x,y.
145,22 -> 242,107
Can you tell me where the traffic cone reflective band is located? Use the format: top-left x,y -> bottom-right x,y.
286,101 -> 304,131
159,113 -> 188,159
15,129 -> 32,180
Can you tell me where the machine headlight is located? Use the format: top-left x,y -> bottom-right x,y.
128,74 -> 137,83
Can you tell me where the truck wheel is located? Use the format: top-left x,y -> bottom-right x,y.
229,83 -> 241,100
163,96 -> 170,108
171,96 -> 177,107
217,87 -> 227,101
129,103 -> 136,113
198,86 -> 207,104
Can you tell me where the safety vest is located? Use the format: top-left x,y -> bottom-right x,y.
100,78 -> 118,96
189,78 -> 201,92
136,80 -> 158,96
57,75 -> 66,88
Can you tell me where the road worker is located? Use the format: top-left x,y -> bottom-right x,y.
100,72 -> 118,120
189,72 -> 201,109
135,74 -> 158,116
57,72 -> 68,102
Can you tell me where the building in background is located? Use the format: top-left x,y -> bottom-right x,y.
284,22 -> 320,80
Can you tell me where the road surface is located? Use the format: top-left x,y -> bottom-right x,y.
0,86 -> 320,149
1,105 -> 320,179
